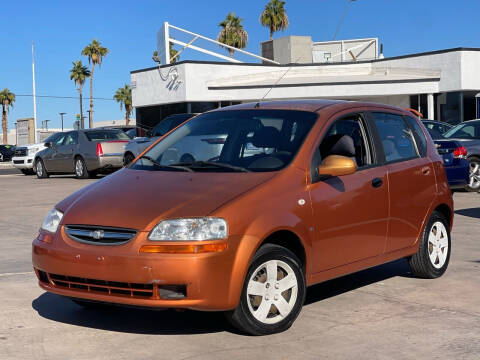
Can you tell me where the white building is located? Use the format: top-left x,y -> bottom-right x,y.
131,33 -> 480,131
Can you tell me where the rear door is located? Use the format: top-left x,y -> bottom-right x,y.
369,112 -> 436,253
309,112 -> 389,272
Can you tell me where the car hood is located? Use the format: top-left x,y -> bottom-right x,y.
24,142 -> 47,149
131,137 -> 153,143
58,168 -> 276,231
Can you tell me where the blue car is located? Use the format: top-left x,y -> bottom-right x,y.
433,139 -> 470,190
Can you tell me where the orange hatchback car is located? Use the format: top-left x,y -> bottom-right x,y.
33,100 -> 453,335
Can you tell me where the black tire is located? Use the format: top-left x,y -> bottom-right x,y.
35,159 -> 49,179
465,156 -> 480,192
408,211 -> 451,279
20,169 -> 34,175
225,244 -> 306,336
123,152 -> 135,166
74,157 -> 91,179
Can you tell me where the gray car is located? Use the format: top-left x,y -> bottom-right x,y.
443,119 -> 480,191
34,129 -> 130,179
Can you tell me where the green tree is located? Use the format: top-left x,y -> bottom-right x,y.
113,84 -> 133,126
260,0 -> 289,40
81,39 -> 109,128
0,89 -> 15,144
69,60 -> 90,129
152,43 -> 179,64
217,12 -> 248,58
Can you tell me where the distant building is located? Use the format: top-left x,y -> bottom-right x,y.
93,119 -> 136,128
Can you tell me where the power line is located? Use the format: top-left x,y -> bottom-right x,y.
15,94 -> 115,101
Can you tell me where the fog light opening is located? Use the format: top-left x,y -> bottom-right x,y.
36,269 -> 49,284
159,285 -> 186,300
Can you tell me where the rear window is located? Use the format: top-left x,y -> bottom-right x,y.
85,130 -> 130,141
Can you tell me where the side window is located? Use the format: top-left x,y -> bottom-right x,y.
54,134 -> 66,146
405,116 -> 427,157
63,132 -> 78,146
372,113 -> 418,163
319,115 -> 373,168
152,119 -> 173,137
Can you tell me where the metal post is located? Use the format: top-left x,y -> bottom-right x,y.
87,110 -> 93,128
59,112 -> 66,131
333,0 -> 357,41
32,41 -> 38,143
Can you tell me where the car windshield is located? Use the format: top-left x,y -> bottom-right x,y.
444,122 -> 480,139
85,130 -> 130,141
425,127 -> 444,140
131,109 -> 317,172
43,133 -> 59,143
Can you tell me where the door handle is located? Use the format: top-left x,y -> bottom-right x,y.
372,177 -> 383,188
422,166 -> 431,175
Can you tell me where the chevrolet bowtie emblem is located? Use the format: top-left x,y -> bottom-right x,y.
90,230 -> 105,240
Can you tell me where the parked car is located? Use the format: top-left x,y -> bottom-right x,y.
98,125 -> 136,139
12,133 -> 60,175
442,119 -> 480,191
421,124 -> 470,189
123,113 -> 197,165
32,100 -> 453,335
422,120 -> 454,135
0,144 -> 15,162
34,129 -> 130,179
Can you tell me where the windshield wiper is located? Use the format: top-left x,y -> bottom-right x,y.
172,161 -> 251,173
139,155 -> 194,172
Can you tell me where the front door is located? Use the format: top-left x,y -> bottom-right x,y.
309,113 -> 389,273
43,133 -> 67,172
55,131 -> 78,172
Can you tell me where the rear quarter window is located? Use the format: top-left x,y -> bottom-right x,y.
405,116 -> 427,157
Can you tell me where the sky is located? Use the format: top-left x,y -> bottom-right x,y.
2,0 -> 480,131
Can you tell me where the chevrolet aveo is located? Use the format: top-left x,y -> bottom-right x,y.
33,100 -> 453,335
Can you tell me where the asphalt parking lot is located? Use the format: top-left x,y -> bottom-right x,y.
0,170 -> 479,360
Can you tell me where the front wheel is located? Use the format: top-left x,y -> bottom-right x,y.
225,244 -> 306,335
123,152 -> 135,166
466,156 -> 480,192
408,211 -> 451,279
35,159 -> 49,179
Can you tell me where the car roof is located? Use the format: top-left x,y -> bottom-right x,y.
211,99 -> 412,116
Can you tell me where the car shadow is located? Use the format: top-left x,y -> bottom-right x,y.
32,293 -> 228,335
32,259 -> 412,335
305,259 -> 411,305
455,208 -> 480,219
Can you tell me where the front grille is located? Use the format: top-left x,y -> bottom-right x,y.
47,273 -> 154,298
13,160 -> 24,164
14,148 -> 27,157
65,225 -> 137,245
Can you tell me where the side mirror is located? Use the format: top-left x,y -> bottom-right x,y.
45,142 -> 52,148
317,155 -> 357,177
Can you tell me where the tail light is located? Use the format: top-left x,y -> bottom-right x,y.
96,143 -> 103,157
453,146 -> 467,159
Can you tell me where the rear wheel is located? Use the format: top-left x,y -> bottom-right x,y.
408,211 -> 451,279
75,157 -> 91,179
225,244 -> 306,336
466,156 -> 480,192
35,159 -> 49,179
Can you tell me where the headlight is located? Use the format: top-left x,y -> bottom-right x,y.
148,218 -> 227,241
41,208 -> 63,233
29,147 -> 39,155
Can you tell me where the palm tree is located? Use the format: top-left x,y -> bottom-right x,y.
81,39 -> 109,128
0,89 -> 15,144
113,85 -> 133,126
69,60 -> 90,129
260,0 -> 289,40
152,43 -> 179,64
217,12 -> 248,58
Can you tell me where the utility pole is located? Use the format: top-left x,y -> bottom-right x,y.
87,110 -> 93,128
32,41 -> 38,143
59,112 -> 66,131
333,0 -> 357,41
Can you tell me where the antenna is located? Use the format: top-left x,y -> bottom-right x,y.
255,55 -> 304,108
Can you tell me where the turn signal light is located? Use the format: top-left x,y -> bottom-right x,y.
139,243 -> 227,254
453,146 -> 467,159
96,143 -> 104,157
37,231 -> 53,243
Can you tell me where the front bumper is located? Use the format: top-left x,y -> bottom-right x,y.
12,156 -> 34,169
32,227 -> 248,311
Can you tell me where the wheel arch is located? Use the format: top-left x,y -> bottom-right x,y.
434,203 -> 453,230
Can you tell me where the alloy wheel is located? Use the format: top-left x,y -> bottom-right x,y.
36,161 -> 43,177
427,221 -> 449,269
246,259 -> 298,324
75,159 -> 84,177
469,160 -> 480,190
